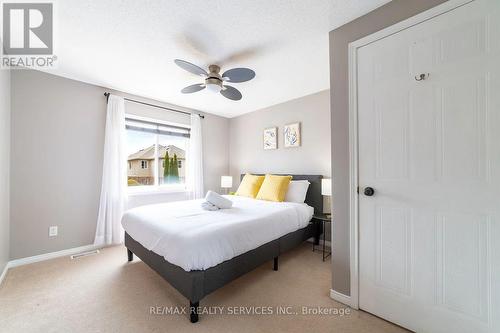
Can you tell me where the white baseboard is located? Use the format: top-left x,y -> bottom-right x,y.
306,238 -> 332,247
330,289 -> 355,308
0,244 -> 103,286
319,239 -> 331,247
8,244 -> 101,268
0,262 -> 9,286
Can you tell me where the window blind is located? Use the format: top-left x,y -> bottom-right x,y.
125,117 -> 190,138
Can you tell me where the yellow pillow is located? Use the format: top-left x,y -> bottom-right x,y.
256,175 -> 292,202
235,174 -> 265,198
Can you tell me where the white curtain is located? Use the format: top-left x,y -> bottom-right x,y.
94,95 -> 127,246
187,114 -> 204,199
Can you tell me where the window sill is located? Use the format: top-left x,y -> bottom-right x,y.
128,187 -> 191,196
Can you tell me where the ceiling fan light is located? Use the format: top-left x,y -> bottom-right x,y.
206,82 -> 222,93
205,77 -> 223,93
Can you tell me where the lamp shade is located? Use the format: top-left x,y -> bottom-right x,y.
321,178 -> 332,196
220,176 -> 233,189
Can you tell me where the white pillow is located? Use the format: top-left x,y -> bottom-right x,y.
285,180 -> 310,203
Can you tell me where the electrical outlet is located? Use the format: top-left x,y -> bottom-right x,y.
49,226 -> 58,237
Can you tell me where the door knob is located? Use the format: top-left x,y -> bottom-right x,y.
364,187 -> 375,196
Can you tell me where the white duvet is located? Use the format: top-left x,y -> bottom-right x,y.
121,195 -> 314,271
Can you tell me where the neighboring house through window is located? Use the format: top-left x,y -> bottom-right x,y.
126,116 -> 190,189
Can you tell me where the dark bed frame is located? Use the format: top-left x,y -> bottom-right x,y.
125,174 -> 323,323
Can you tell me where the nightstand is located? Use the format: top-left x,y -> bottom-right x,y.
311,214 -> 331,261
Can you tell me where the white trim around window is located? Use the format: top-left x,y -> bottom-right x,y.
127,185 -> 190,196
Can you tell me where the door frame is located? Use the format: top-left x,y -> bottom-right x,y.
345,0 -> 475,310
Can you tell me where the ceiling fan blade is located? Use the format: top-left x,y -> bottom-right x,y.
222,68 -> 256,83
220,85 -> 242,101
218,45 -> 264,65
174,59 -> 208,76
175,26 -> 219,61
181,84 -> 206,94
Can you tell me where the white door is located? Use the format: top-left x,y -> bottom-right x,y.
357,1 -> 500,332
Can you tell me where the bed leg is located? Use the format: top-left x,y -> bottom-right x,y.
190,301 -> 199,323
273,256 -> 279,271
127,248 -> 133,262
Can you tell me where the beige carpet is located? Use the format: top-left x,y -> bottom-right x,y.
0,243 -> 408,333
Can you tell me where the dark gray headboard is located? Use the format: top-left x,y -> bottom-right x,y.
240,174 -> 323,214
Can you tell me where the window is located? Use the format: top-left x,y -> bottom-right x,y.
126,116 -> 190,189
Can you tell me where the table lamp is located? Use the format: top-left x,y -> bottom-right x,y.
220,176 -> 233,194
321,178 -> 332,218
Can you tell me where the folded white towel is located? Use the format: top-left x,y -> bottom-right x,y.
201,202 -> 219,211
205,191 -> 233,209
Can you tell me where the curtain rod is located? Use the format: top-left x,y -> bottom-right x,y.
103,92 -> 204,119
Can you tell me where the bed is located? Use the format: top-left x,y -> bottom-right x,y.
123,174 -> 323,323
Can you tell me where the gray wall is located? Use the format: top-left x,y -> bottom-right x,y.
10,70 -> 229,259
329,0 -> 448,295
0,69 -> 10,273
229,90 -> 331,211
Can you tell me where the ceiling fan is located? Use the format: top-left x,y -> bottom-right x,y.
174,59 -> 255,101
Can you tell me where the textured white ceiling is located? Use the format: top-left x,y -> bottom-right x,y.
44,0 -> 390,117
